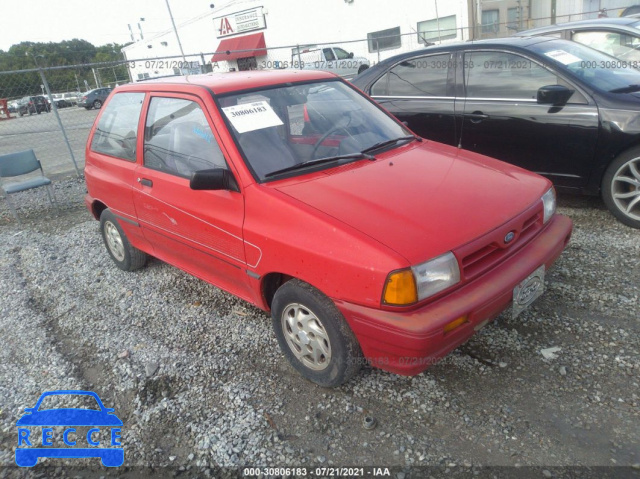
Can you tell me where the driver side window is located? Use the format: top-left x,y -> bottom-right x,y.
143,97 -> 227,178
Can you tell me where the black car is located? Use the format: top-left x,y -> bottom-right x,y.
517,18 -> 640,65
16,96 -> 50,116
77,88 -> 112,110
352,36 -> 640,228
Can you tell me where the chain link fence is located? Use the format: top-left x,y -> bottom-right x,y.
0,4 -> 634,184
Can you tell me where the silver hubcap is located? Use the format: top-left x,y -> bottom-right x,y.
104,221 -> 125,262
612,156 -> 640,221
281,303 -> 331,371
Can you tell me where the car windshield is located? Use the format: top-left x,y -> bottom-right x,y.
530,39 -> 640,92
219,80 -> 410,181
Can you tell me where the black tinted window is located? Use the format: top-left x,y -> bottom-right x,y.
464,51 -> 560,99
144,97 -> 227,178
90,92 -> 144,161
386,54 -> 451,97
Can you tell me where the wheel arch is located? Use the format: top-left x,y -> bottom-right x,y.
90,200 -> 108,220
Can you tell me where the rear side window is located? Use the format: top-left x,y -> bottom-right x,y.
143,97 -> 227,178
90,92 -> 144,161
385,54 -> 451,97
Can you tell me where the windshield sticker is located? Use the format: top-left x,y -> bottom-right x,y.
222,101 -> 283,133
544,50 -> 582,65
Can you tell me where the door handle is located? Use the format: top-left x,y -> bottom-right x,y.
467,111 -> 489,123
138,178 -> 153,187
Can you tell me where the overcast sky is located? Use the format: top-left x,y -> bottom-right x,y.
1,0 -> 220,52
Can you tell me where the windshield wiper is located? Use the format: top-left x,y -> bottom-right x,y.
264,152 -> 375,178
610,84 -> 640,93
361,135 -> 421,155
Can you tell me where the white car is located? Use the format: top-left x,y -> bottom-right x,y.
291,45 -> 369,78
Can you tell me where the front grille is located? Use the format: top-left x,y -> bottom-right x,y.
457,204 -> 543,281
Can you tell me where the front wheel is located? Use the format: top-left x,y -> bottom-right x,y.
602,148 -> 640,228
100,209 -> 148,271
271,279 -> 362,387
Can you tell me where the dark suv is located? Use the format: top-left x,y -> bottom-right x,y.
16,96 -> 50,116
78,88 -> 112,110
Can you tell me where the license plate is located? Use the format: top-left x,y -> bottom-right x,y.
512,265 -> 545,319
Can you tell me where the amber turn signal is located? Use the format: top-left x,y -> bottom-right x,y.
383,269 -> 418,305
443,315 -> 469,334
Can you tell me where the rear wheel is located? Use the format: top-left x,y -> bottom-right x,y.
93,99 -> 103,109
602,148 -> 640,229
357,65 -> 369,74
100,209 -> 147,271
271,279 -> 362,387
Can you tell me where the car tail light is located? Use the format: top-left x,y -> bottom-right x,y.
82,96 -> 87,101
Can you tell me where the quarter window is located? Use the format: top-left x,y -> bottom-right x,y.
464,51 -> 564,100
384,54 -> 451,97
143,97 -> 227,178
90,92 -> 144,161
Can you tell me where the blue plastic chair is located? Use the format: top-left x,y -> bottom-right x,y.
0,149 -> 57,220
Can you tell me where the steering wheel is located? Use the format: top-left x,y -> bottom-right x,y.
311,114 -> 352,159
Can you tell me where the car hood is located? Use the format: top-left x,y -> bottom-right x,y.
275,142 -> 549,265
17,409 -> 123,426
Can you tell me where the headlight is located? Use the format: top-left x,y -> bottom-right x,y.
383,252 -> 460,306
542,187 -> 556,224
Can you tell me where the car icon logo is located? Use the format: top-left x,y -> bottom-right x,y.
504,231 -> 516,244
15,390 -> 123,467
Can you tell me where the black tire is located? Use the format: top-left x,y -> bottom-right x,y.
99,209 -> 147,271
93,99 -> 103,109
602,147 -> 640,229
357,65 -> 369,74
271,279 -> 362,387
85,106 -> 92,110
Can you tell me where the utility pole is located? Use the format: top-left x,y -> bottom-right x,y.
165,0 -> 188,70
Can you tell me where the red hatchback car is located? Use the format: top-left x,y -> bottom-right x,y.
84,70 -> 572,387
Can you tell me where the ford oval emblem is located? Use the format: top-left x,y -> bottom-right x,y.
504,231 -> 516,244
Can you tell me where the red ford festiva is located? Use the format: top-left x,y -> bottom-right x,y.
85,70 -> 572,387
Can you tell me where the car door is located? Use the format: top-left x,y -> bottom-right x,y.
455,49 -> 600,189
368,52 -> 457,146
132,92 -> 250,298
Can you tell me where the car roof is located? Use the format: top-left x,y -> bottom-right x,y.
352,36 -> 560,85
517,17 -> 640,35
118,69 -> 337,95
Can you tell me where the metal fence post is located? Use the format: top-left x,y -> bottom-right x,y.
38,69 -> 81,177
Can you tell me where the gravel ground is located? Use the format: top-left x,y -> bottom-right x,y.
0,178 -> 638,478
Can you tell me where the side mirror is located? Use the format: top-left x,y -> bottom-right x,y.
537,85 -> 574,106
348,52 -> 354,59
190,168 -> 239,192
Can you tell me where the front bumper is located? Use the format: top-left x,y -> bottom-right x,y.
335,214 -> 573,375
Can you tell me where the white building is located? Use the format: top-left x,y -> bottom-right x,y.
122,0 -> 640,81
122,0 -> 472,80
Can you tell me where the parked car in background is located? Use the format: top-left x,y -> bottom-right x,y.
78,88 -> 112,110
352,36 -> 640,228
517,18 -> 640,65
7,101 -> 18,113
50,94 -> 70,108
621,5 -> 640,17
15,96 -> 50,116
62,91 -> 81,105
84,70 -> 572,387
291,45 -> 370,77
